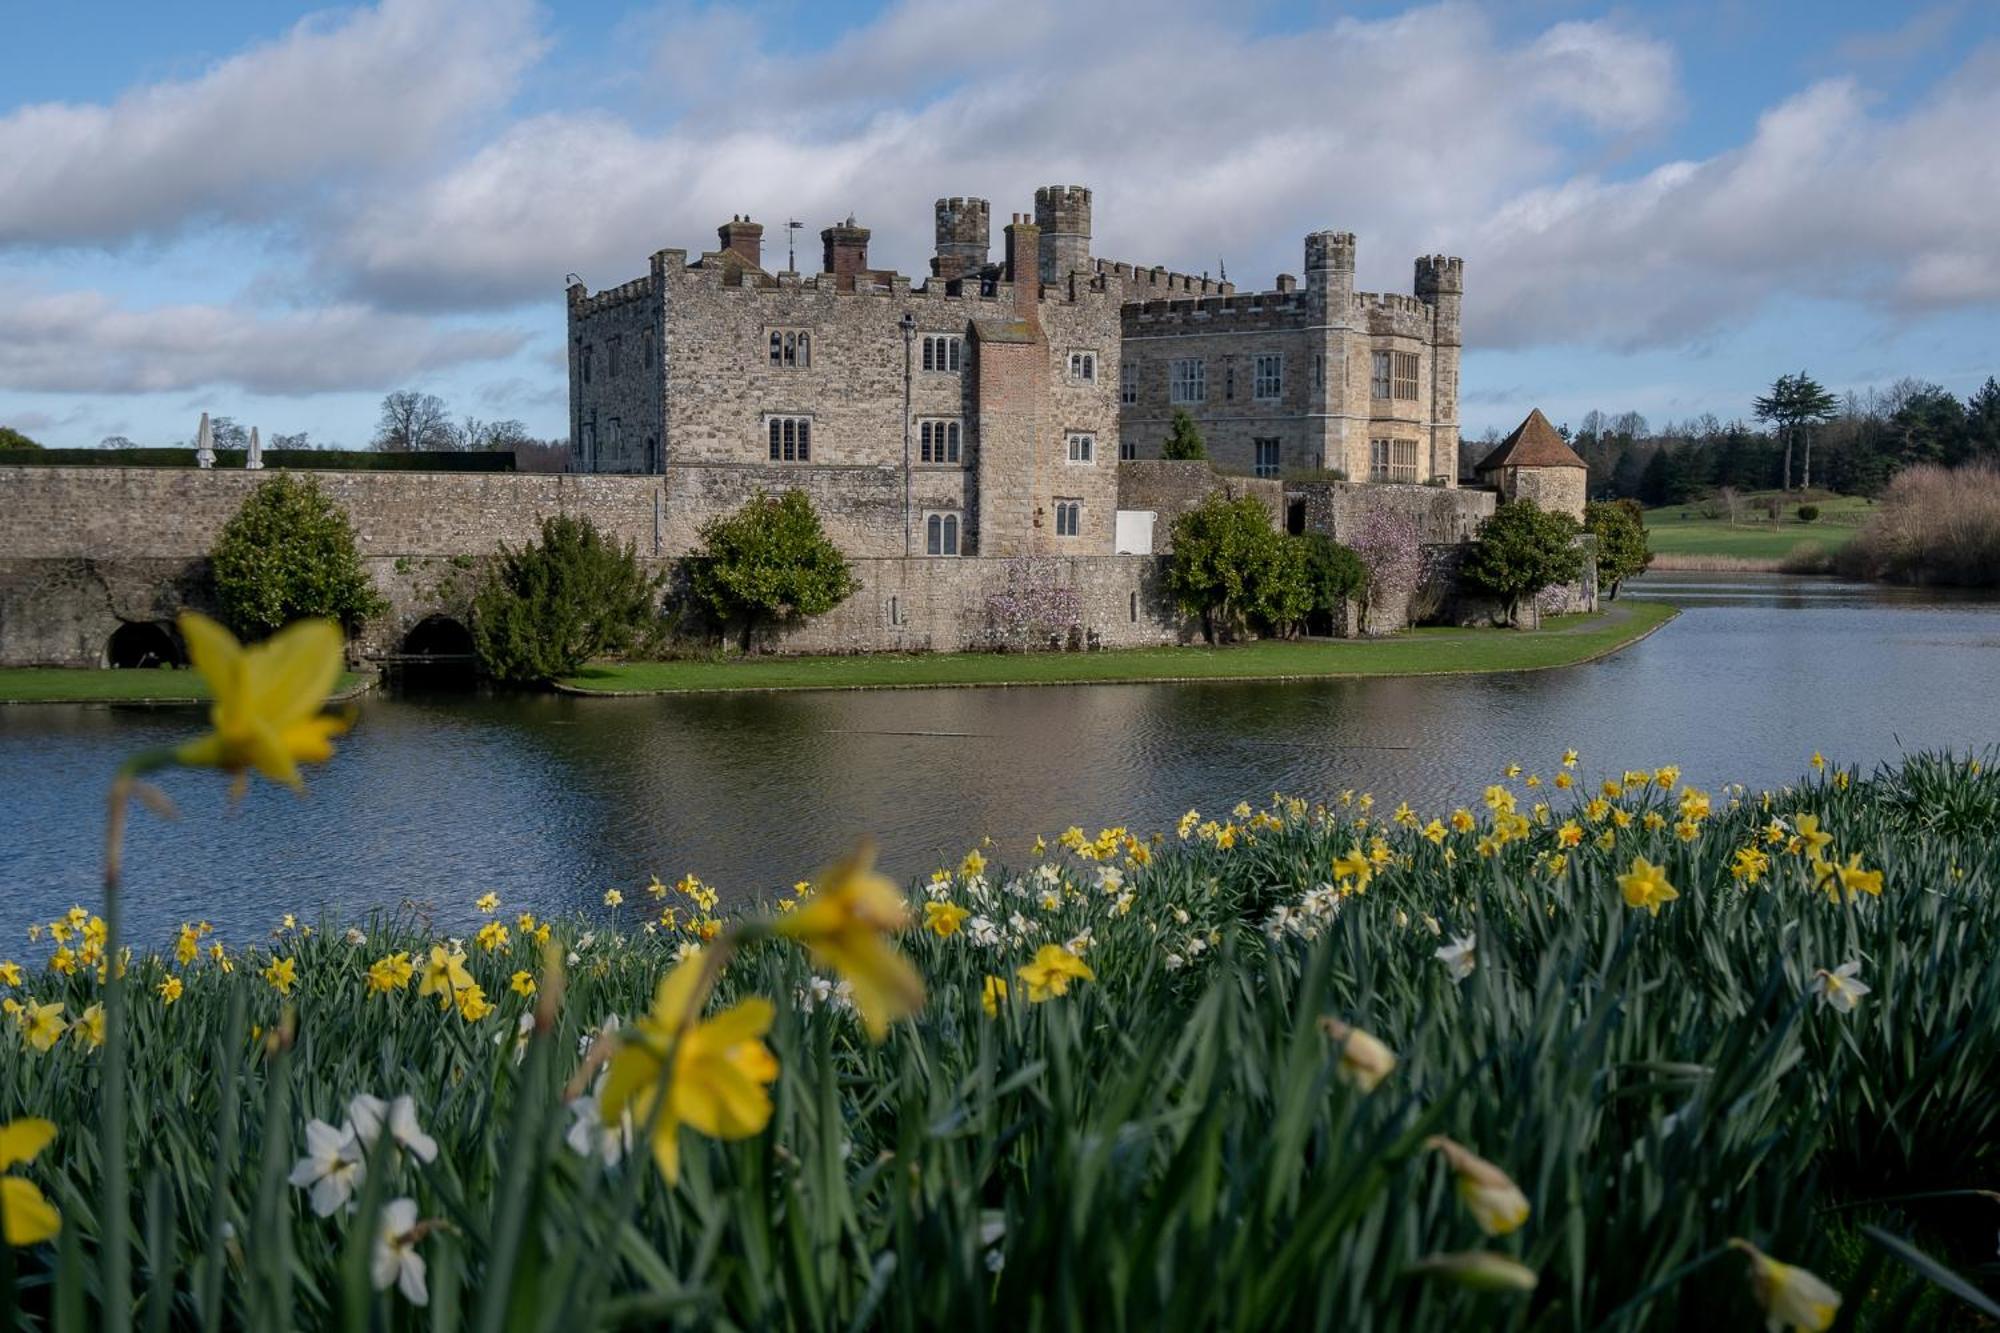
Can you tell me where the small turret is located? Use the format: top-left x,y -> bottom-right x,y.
933,197 -> 990,281
1305,230 -> 1356,306
1414,254 -> 1464,342
1033,185 -> 1092,283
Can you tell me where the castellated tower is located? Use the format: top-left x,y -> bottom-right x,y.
1033,185 -> 1091,283
1304,230 -> 1357,306
1415,254 -> 1465,485
932,197 -> 991,281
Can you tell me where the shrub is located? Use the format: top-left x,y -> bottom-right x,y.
1299,534 -> 1366,624
1797,503 -> 1821,523
1161,410 -> 1208,461
1584,499 -> 1652,599
0,424 -> 43,449
1460,499 -> 1585,624
1165,493 -> 1299,642
472,515 -> 661,682
684,490 -> 856,651
983,558 -> 1084,651
1348,509 -> 1422,630
209,474 -> 384,638
1837,461 -> 2000,587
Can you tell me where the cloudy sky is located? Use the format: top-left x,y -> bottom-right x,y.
2,0 -> 1996,448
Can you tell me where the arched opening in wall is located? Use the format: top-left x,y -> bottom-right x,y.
1286,500 -> 1306,536
393,615 -> 479,689
105,621 -> 186,670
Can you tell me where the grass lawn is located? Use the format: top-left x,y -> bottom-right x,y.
1645,492 -> 1870,562
0,668 -> 366,704
562,601 -> 1678,695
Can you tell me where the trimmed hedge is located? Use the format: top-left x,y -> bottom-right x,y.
0,447 -> 516,472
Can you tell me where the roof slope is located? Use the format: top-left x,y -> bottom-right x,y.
1475,408 -> 1588,472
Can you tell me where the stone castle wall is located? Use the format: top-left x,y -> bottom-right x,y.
1289,479 -> 1495,546
0,467 -> 665,666
1114,462 -> 1283,553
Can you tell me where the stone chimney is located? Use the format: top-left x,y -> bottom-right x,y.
717,215 -> 763,268
933,196 -> 991,282
820,216 -> 871,288
1004,213 -> 1041,320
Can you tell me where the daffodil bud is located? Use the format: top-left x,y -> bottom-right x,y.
1728,1239 -> 1840,1332
1406,1251 -> 1538,1292
1426,1135 -> 1532,1236
1319,1018 -> 1397,1093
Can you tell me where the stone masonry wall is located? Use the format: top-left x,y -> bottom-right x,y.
1114,462 -> 1283,554
1289,480 -> 1494,546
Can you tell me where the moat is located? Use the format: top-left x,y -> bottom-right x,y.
4,572 -> 1997,943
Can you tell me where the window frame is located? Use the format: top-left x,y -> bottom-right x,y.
1254,353 -> 1282,402
918,418 -> 963,465
1370,350 -> 1390,399
1053,498 -> 1082,538
1068,350 -> 1097,384
922,334 -> 963,373
1169,357 -> 1206,405
1119,438 -> 1137,461
1393,351 -> 1420,401
767,328 -> 812,370
1065,432 -> 1095,465
1369,436 -> 1419,483
766,415 -> 814,463
1253,438 -> 1280,478
925,511 -> 961,557
1120,361 -> 1136,406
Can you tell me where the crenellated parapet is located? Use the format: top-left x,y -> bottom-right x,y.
568,274 -> 656,319
1095,259 -> 1234,298
1121,289 -> 1310,334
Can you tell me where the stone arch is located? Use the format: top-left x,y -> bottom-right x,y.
400,614 -> 475,661
105,620 -> 186,669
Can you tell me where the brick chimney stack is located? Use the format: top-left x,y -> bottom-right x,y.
717,215 -> 763,268
820,216 -> 871,288
1004,213 -> 1041,320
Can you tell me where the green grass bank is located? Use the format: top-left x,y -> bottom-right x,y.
0,668 -> 368,705
561,602 -> 1678,696
1646,492 -> 1869,568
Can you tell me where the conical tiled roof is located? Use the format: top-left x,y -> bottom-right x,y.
1475,408 -> 1587,472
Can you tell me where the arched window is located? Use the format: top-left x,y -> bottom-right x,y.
925,513 -> 959,556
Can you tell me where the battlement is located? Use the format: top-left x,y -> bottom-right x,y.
1414,254 -> 1464,299
1357,291 -> 1438,339
1033,185 -> 1092,231
1096,259 -> 1234,298
1121,288 -> 1310,333
1305,230 -> 1357,274
569,274 -> 656,319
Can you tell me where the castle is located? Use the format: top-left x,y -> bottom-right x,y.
565,186 -> 1465,564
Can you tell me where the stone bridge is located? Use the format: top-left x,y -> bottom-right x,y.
0,467 -> 667,667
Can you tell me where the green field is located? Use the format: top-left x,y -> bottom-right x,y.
1645,493 -> 1871,563
562,603 -> 1677,695
0,668 -> 366,704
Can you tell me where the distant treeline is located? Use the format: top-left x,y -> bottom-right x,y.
1464,376 -> 2000,503
0,447 -> 517,472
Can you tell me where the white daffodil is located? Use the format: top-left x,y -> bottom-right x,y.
1435,934 -> 1477,981
371,1198 -> 428,1305
1810,961 -> 1871,1014
348,1094 -> 439,1165
966,915 -> 1001,947
1730,1239 -> 1840,1332
565,1085 -> 635,1168
286,1118 -> 364,1217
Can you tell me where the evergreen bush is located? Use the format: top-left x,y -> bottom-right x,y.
472,515 -> 660,682
209,474 -> 384,638
1584,499 -> 1653,598
684,490 -> 856,651
1461,499 -> 1585,625
1162,410 -> 1208,461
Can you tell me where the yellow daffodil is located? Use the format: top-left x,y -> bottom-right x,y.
454,984 -> 494,1022
923,901 -> 970,938
1617,856 -> 1678,916
0,1118 -> 60,1246
603,888 -> 624,908
21,1002 -> 64,1053
1553,771 -> 1573,790
74,1002 -> 105,1049
157,974 -> 183,1005
1426,1135 -> 1531,1236
1332,848 -> 1373,893
1792,814 -> 1833,859
417,946 -> 474,1007
599,954 -> 778,1184
960,849 -> 986,878
509,970 -> 537,997
1449,809 -> 1475,833
1816,853 -> 1884,903
475,892 -> 499,914
174,612 -> 348,791
1555,821 -> 1583,848
0,963 -> 17,988
1728,1239 -> 1839,1332
1017,944 -> 1094,1002
775,842 -> 922,1041
1562,748 -> 1579,768
173,925 -> 200,966
1731,846 -> 1770,885
1320,1018 -> 1395,1093
1422,819 -> 1447,844
366,952 -> 414,996
263,956 -> 297,995
476,921 -> 510,953
981,974 -> 1009,1017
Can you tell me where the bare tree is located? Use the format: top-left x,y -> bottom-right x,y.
457,416 -> 534,452
98,435 -> 138,450
271,431 -> 312,450
209,417 -> 250,450
372,391 -> 455,452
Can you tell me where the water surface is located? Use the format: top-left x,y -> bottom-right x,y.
3,573 -> 1995,942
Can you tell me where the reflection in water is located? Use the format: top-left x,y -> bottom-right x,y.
3,575 -> 1996,943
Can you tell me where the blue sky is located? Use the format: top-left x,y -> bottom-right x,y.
2,0 -> 1996,449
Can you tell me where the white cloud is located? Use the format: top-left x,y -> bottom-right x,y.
0,0 -> 540,247
0,289 -> 525,395
1469,49 -> 2000,347
326,1 -> 1680,311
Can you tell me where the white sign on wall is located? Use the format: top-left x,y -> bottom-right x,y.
1114,510 -> 1155,555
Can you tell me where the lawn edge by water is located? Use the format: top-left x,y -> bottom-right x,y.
558,602 -> 1679,697
0,670 -> 373,706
